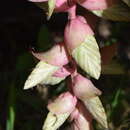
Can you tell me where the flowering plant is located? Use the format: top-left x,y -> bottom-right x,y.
24,0 -> 130,129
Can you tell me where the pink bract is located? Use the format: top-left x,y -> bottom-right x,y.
64,15 -> 94,53
53,65 -> 74,78
55,0 -> 75,12
70,102 -> 93,130
72,74 -> 102,100
77,0 -> 117,11
32,43 -> 69,67
28,0 -> 76,12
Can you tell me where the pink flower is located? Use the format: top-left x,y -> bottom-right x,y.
64,15 -> 94,53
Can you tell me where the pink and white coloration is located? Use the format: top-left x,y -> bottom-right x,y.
28,0 -> 117,13
24,0 -> 110,128
64,15 -> 94,53
72,74 -> 102,100
48,92 -> 77,114
32,43 -> 69,67
53,65 -> 73,78
69,102 -> 93,130
28,0 -> 76,12
55,0 -> 76,12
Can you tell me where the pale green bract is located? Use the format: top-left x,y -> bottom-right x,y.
43,112 -> 69,130
84,96 -> 108,129
24,61 -> 59,89
48,0 -> 56,20
92,3 -> 130,21
72,35 -> 101,79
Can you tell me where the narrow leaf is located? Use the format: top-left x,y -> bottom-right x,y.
84,96 -> 108,129
24,61 -> 59,89
92,3 -> 130,21
6,83 -> 15,130
72,35 -> 101,79
48,0 -> 56,20
43,112 -> 69,130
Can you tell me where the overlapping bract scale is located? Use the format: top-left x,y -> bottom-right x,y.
72,35 -> 101,79
84,96 -> 108,128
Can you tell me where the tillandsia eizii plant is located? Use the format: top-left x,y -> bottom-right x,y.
24,0 -> 130,129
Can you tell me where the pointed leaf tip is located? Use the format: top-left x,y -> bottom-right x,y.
24,61 -> 58,90
47,0 -> 56,20
43,112 -> 69,130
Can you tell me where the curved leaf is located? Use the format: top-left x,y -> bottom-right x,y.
72,35 -> 101,79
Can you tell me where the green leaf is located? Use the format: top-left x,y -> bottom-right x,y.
43,112 -> 69,130
24,61 -> 59,89
48,0 -> 56,20
72,35 -> 101,79
6,83 -> 16,130
84,96 -> 108,129
111,88 -> 121,109
92,2 -> 130,21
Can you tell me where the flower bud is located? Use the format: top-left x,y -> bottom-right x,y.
72,74 -> 102,100
48,92 -> 77,114
32,43 -> 69,67
64,15 -> 94,53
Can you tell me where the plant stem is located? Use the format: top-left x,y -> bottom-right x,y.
68,5 -> 76,20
